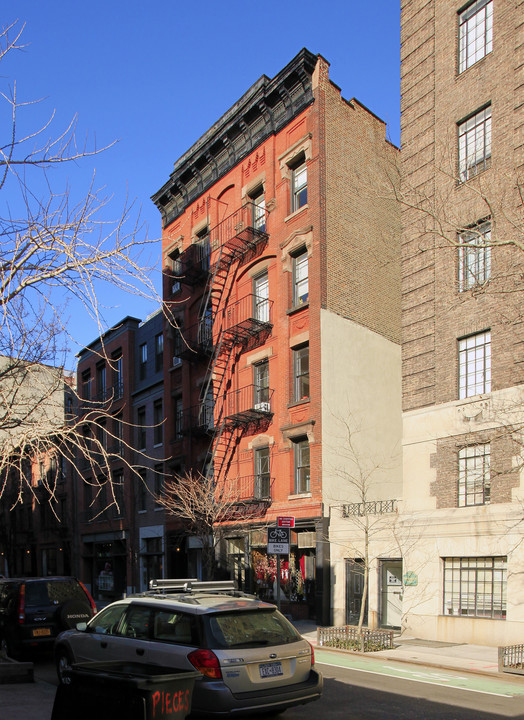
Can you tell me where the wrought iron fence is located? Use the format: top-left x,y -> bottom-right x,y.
498,644 -> 524,674
318,625 -> 394,653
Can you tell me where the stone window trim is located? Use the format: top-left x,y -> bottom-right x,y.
280,228 -> 313,271
164,236 -> 184,268
278,133 -> 313,181
281,420 -> 315,447
241,174 -> 267,202
245,347 -> 273,367
191,219 -> 209,244
248,435 -> 275,451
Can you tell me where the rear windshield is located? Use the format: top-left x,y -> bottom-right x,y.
205,609 -> 301,649
25,580 -> 86,607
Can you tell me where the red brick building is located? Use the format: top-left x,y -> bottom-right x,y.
153,49 -> 401,625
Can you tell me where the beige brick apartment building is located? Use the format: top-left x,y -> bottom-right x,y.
400,0 -> 524,645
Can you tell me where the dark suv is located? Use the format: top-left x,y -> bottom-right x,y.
0,576 -> 96,658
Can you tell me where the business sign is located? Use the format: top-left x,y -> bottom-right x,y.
277,516 -> 295,528
267,526 -> 290,555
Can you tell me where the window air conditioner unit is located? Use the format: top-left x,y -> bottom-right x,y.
172,281 -> 181,295
172,356 -> 182,368
254,402 -> 270,412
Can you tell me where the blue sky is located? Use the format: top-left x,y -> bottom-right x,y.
2,1 -> 400,368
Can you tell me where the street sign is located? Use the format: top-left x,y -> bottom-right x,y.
277,516 -> 295,528
267,526 -> 290,555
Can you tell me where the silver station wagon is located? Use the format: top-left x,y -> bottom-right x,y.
55,580 -> 322,716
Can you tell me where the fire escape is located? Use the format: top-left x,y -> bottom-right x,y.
170,202 -> 274,505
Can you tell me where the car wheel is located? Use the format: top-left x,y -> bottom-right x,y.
59,599 -> 92,630
56,648 -> 74,685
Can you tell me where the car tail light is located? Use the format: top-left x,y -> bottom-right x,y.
308,641 -> 315,666
188,649 -> 222,679
18,583 -> 26,624
79,580 -> 97,614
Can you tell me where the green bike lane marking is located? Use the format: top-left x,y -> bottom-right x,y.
316,649 -> 524,698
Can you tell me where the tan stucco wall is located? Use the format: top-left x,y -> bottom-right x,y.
320,309 -> 402,626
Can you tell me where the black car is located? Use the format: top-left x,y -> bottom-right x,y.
0,576 -> 96,658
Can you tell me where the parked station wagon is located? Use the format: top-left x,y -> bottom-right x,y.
55,579 -> 322,716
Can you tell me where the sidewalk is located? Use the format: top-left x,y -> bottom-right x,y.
0,625 -> 513,720
292,619 -> 501,676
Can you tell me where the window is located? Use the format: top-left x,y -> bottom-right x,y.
174,396 -> 183,440
443,556 -> 506,619
81,370 -> 91,401
155,333 -> 163,373
459,0 -> 493,73
254,272 -> 269,323
458,106 -> 491,182
96,418 -> 107,451
154,399 -> 163,446
154,464 -> 164,507
96,363 -> 107,401
292,249 -> 309,306
458,331 -> 491,398
112,352 -> 123,399
113,413 -> 123,452
139,343 -> 147,380
195,226 -> 210,271
137,469 -> 147,512
137,407 -> 146,449
294,438 -> 310,494
459,221 -> 491,291
250,188 -> 266,233
293,344 -> 309,402
458,444 -> 490,506
254,446 -> 271,500
112,469 -> 124,518
291,158 -> 307,212
254,360 -> 270,410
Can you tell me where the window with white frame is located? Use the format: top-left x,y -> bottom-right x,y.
291,158 -> 307,212
253,360 -> 270,410
294,437 -> 310,494
292,249 -> 309,306
458,0 -> 493,74
458,444 -> 490,506
253,272 -> 269,323
458,331 -> 491,398
293,344 -> 309,402
458,106 -> 491,182
250,187 -> 266,233
254,446 -> 271,500
443,556 -> 506,618
459,221 -> 491,291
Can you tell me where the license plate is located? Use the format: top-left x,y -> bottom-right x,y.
32,628 -> 51,637
259,661 -> 282,678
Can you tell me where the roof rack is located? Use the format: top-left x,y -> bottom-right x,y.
148,578 -> 237,594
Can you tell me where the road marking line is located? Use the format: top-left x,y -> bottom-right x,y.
316,661 -> 514,698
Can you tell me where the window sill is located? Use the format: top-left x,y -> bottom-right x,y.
138,510 -> 146,514
288,492 -> 312,500
284,205 -> 309,223
287,302 -> 309,316
288,398 -> 310,408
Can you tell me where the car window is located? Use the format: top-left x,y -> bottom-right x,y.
88,605 -> 126,635
25,580 -> 86,607
206,610 -> 300,649
153,610 -> 198,646
118,605 -> 152,640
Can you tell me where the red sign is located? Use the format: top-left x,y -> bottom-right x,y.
277,516 -> 295,528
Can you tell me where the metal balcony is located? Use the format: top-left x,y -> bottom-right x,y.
170,240 -> 211,286
219,294 -> 273,352
223,385 -> 274,430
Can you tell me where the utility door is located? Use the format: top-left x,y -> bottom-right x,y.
380,560 -> 402,629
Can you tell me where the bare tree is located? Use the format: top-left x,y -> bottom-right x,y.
0,20 -> 161,508
158,471 -> 269,581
